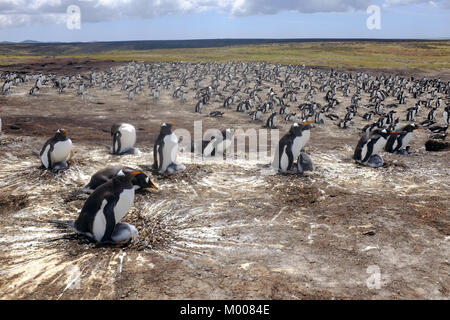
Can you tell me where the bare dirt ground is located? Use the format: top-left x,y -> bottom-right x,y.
0,60 -> 449,300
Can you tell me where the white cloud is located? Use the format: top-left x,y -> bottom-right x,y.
0,0 -> 448,29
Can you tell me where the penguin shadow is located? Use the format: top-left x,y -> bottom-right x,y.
49,233 -> 133,249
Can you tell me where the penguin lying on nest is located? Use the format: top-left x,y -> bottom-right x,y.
354,128 -> 391,168
150,123 -> 186,174
39,128 -> 73,171
82,165 -> 158,194
50,170 -> 151,244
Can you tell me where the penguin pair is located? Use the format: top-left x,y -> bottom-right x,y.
83,165 -> 158,194
385,124 -> 421,155
151,123 -> 186,174
111,123 -> 136,155
200,128 -> 235,157
51,170 -> 151,244
272,122 -> 312,174
354,128 -> 392,167
40,129 -> 73,170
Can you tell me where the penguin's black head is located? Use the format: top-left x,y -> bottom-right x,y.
373,128 -> 391,139
56,128 -> 68,139
160,122 -> 176,135
131,171 -> 158,191
290,123 -> 302,135
403,123 -> 422,132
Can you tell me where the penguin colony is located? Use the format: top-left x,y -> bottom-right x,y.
1,61 -> 449,245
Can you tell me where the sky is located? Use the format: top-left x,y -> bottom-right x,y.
0,0 -> 449,42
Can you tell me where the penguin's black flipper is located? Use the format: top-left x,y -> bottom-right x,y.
100,198 -> 117,243
157,142 -> 164,172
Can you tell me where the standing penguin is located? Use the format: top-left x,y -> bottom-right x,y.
265,112 -> 277,129
111,123 -> 136,155
51,171 -> 146,244
353,128 -> 391,167
82,166 -> 157,193
385,123 -> 421,154
444,106 -> 450,125
151,122 -> 185,174
40,128 -> 72,170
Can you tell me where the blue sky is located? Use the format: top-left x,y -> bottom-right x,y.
0,0 -> 449,42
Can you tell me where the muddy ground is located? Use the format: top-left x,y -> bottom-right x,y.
0,61 -> 449,300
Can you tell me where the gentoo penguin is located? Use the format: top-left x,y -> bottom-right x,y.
443,106 -> 449,125
272,122 -> 311,173
428,125 -> 449,134
83,166 -> 157,193
151,123 -> 185,174
385,124 -> 421,154
209,111 -> 224,118
353,128 -> 391,166
111,123 -> 136,155
51,171 -> 144,244
202,128 -> 235,157
266,112 -> 277,129
195,100 -> 203,113
40,129 -> 72,170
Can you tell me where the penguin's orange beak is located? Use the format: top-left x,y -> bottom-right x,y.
0,109 -> 3,113
391,131 -> 397,134
62,129 -> 68,134
151,185 -> 158,190
169,122 -> 176,126
418,127 -> 422,130
303,121 -> 312,125
131,171 -> 143,176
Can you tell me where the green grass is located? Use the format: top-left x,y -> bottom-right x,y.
1,41 -> 449,71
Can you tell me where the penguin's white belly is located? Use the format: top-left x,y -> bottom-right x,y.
402,133 -> 413,148
160,133 -> 178,172
292,136 -> 304,159
119,125 -> 136,151
114,188 -> 134,222
373,137 -> 387,155
280,147 -> 289,173
51,139 -> 72,163
93,200 -> 108,242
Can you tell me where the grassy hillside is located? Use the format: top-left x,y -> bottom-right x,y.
0,40 -> 449,71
